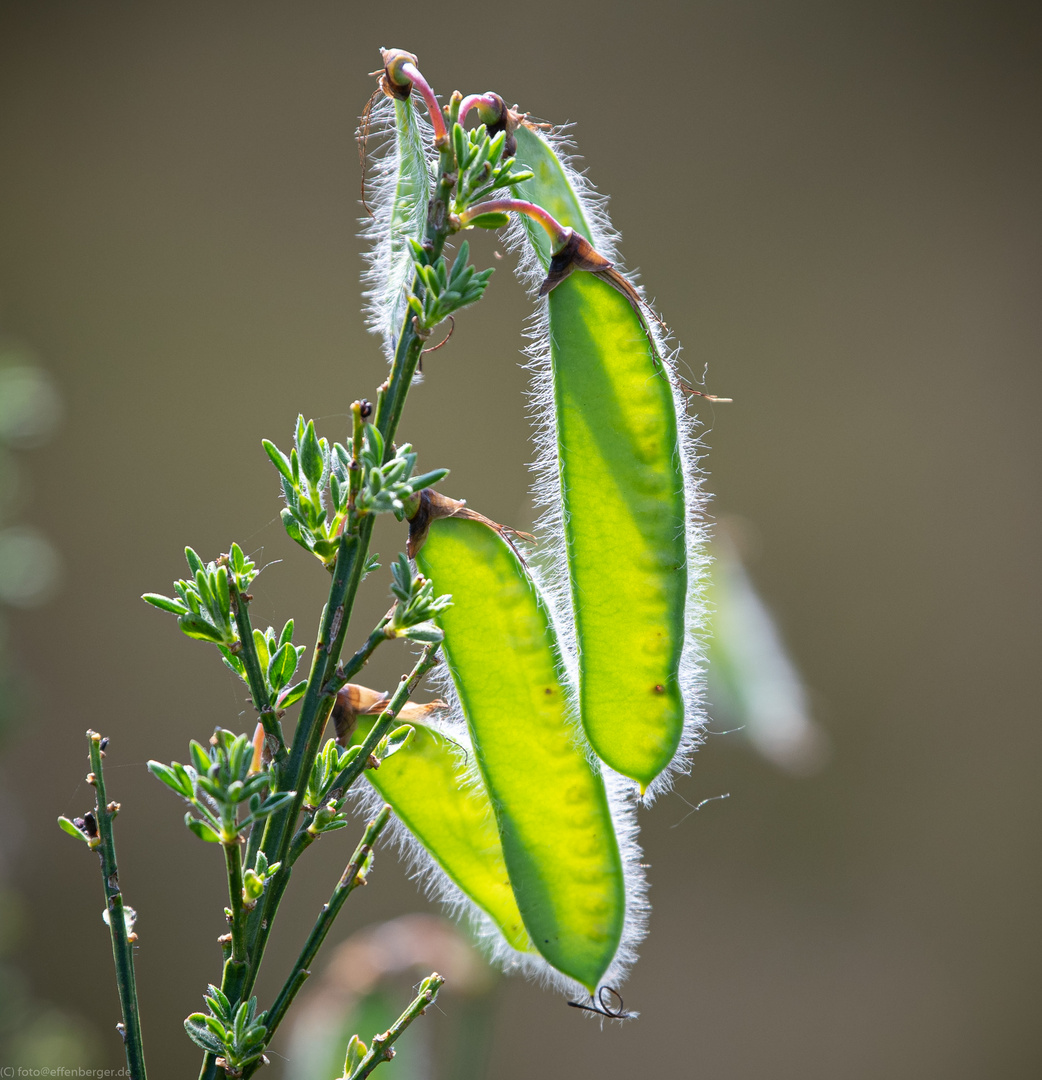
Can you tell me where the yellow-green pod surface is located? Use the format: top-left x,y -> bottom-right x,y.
349,715 -> 533,953
512,126 -> 687,791
415,515 -> 625,992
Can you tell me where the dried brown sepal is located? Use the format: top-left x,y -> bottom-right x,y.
378,48 -> 418,101
405,489 -> 535,560
538,229 -> 615,297
332,683 -> 447,746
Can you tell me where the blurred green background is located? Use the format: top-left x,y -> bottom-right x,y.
0,1 -> 1039,1077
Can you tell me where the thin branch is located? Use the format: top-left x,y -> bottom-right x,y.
258,806 -> 392,1051
223,839 -> 248,968
229,583 -> 288,770
85,731 -> 148,1080
347,973 -> 446,1080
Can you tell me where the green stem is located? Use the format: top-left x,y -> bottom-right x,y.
347,973 -> 447,1080
339,622 -> 393,678
86,731 -> 147,1080
243,818 -> 263,874
230,583 -> 288,773
223,840 -> 248,966
201,70 -> 460,1080
240,643 -> 439,1013
257,807 -> 392,1054
283,641 -> 441,869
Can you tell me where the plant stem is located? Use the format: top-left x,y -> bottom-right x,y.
339,621 -> 392,686
230,583 -> 288,772
86,730 -> 147,1080
347,973 -> 446,1080
257,806 -> 392,1054
201,66 -> 460,1080
238,643 -> 440,1020
223,839 -> 248,967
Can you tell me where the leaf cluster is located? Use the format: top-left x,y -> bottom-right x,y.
304,727 -> 414,837
148,729 -> 295,845
356,425 -> 446,518
185,987 -> 267,1077
451,122 -> 533,212
222,620 -> 307,712
408,239 -> 493,332
142,543 -> 256,646
265,416 -> 446,565
387,553 -> 450,642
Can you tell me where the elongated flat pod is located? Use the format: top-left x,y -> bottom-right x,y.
705,537 -> 827,776
509,124 -> 702,793
361,92 -> 432,359
414,510 -> 626,993
348,713 -> 534,953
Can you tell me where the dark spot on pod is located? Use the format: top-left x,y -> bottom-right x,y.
654,684 -> 664,693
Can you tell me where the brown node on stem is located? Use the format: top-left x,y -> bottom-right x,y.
332,683 -> 447,747
405,489 -> 535,562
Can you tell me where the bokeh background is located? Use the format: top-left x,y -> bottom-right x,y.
1,2 -> 1040,1077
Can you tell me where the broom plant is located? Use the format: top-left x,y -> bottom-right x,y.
58,47 -> 732,1079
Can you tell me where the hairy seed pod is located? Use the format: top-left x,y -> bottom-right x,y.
348,711 -> 535,954
413,507 -> 632,994
508,123 -> 710,797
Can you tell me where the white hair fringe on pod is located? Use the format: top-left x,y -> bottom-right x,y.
357,99 -> 658,1005
359,92 -> 435,366
501,121 -> 713,808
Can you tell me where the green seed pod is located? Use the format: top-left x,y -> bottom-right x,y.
340,695 -> 534,956
362,87 -> 432,359
705,535 -> 828,776
410,493 -> 645,996
509,124 -> 710,796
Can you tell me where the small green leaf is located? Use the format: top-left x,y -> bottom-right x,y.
147,760 -> 193,798
276,679 -> 308,710
300,419 -> 324,488
401,621 -> 444,643
266,641 -> 297,692
345,1034 -> 367,1075
184,1014 -> 225,1055
189,740 -> 211,774
215,566 -> 232,626
57,815 -> 88,843
262,439 -> 294,484
185,814 -> 221,843
177,613 -> 225,644
253,628 -> 270,673
467,211 -> 511,229
409,468 -> 450,492
141,592 -> 189,615
184,547 -> 204,576
377,724 -> 415,762
311,537 -> 340,562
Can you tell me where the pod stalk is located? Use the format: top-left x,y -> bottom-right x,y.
378,48 -> 448,147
